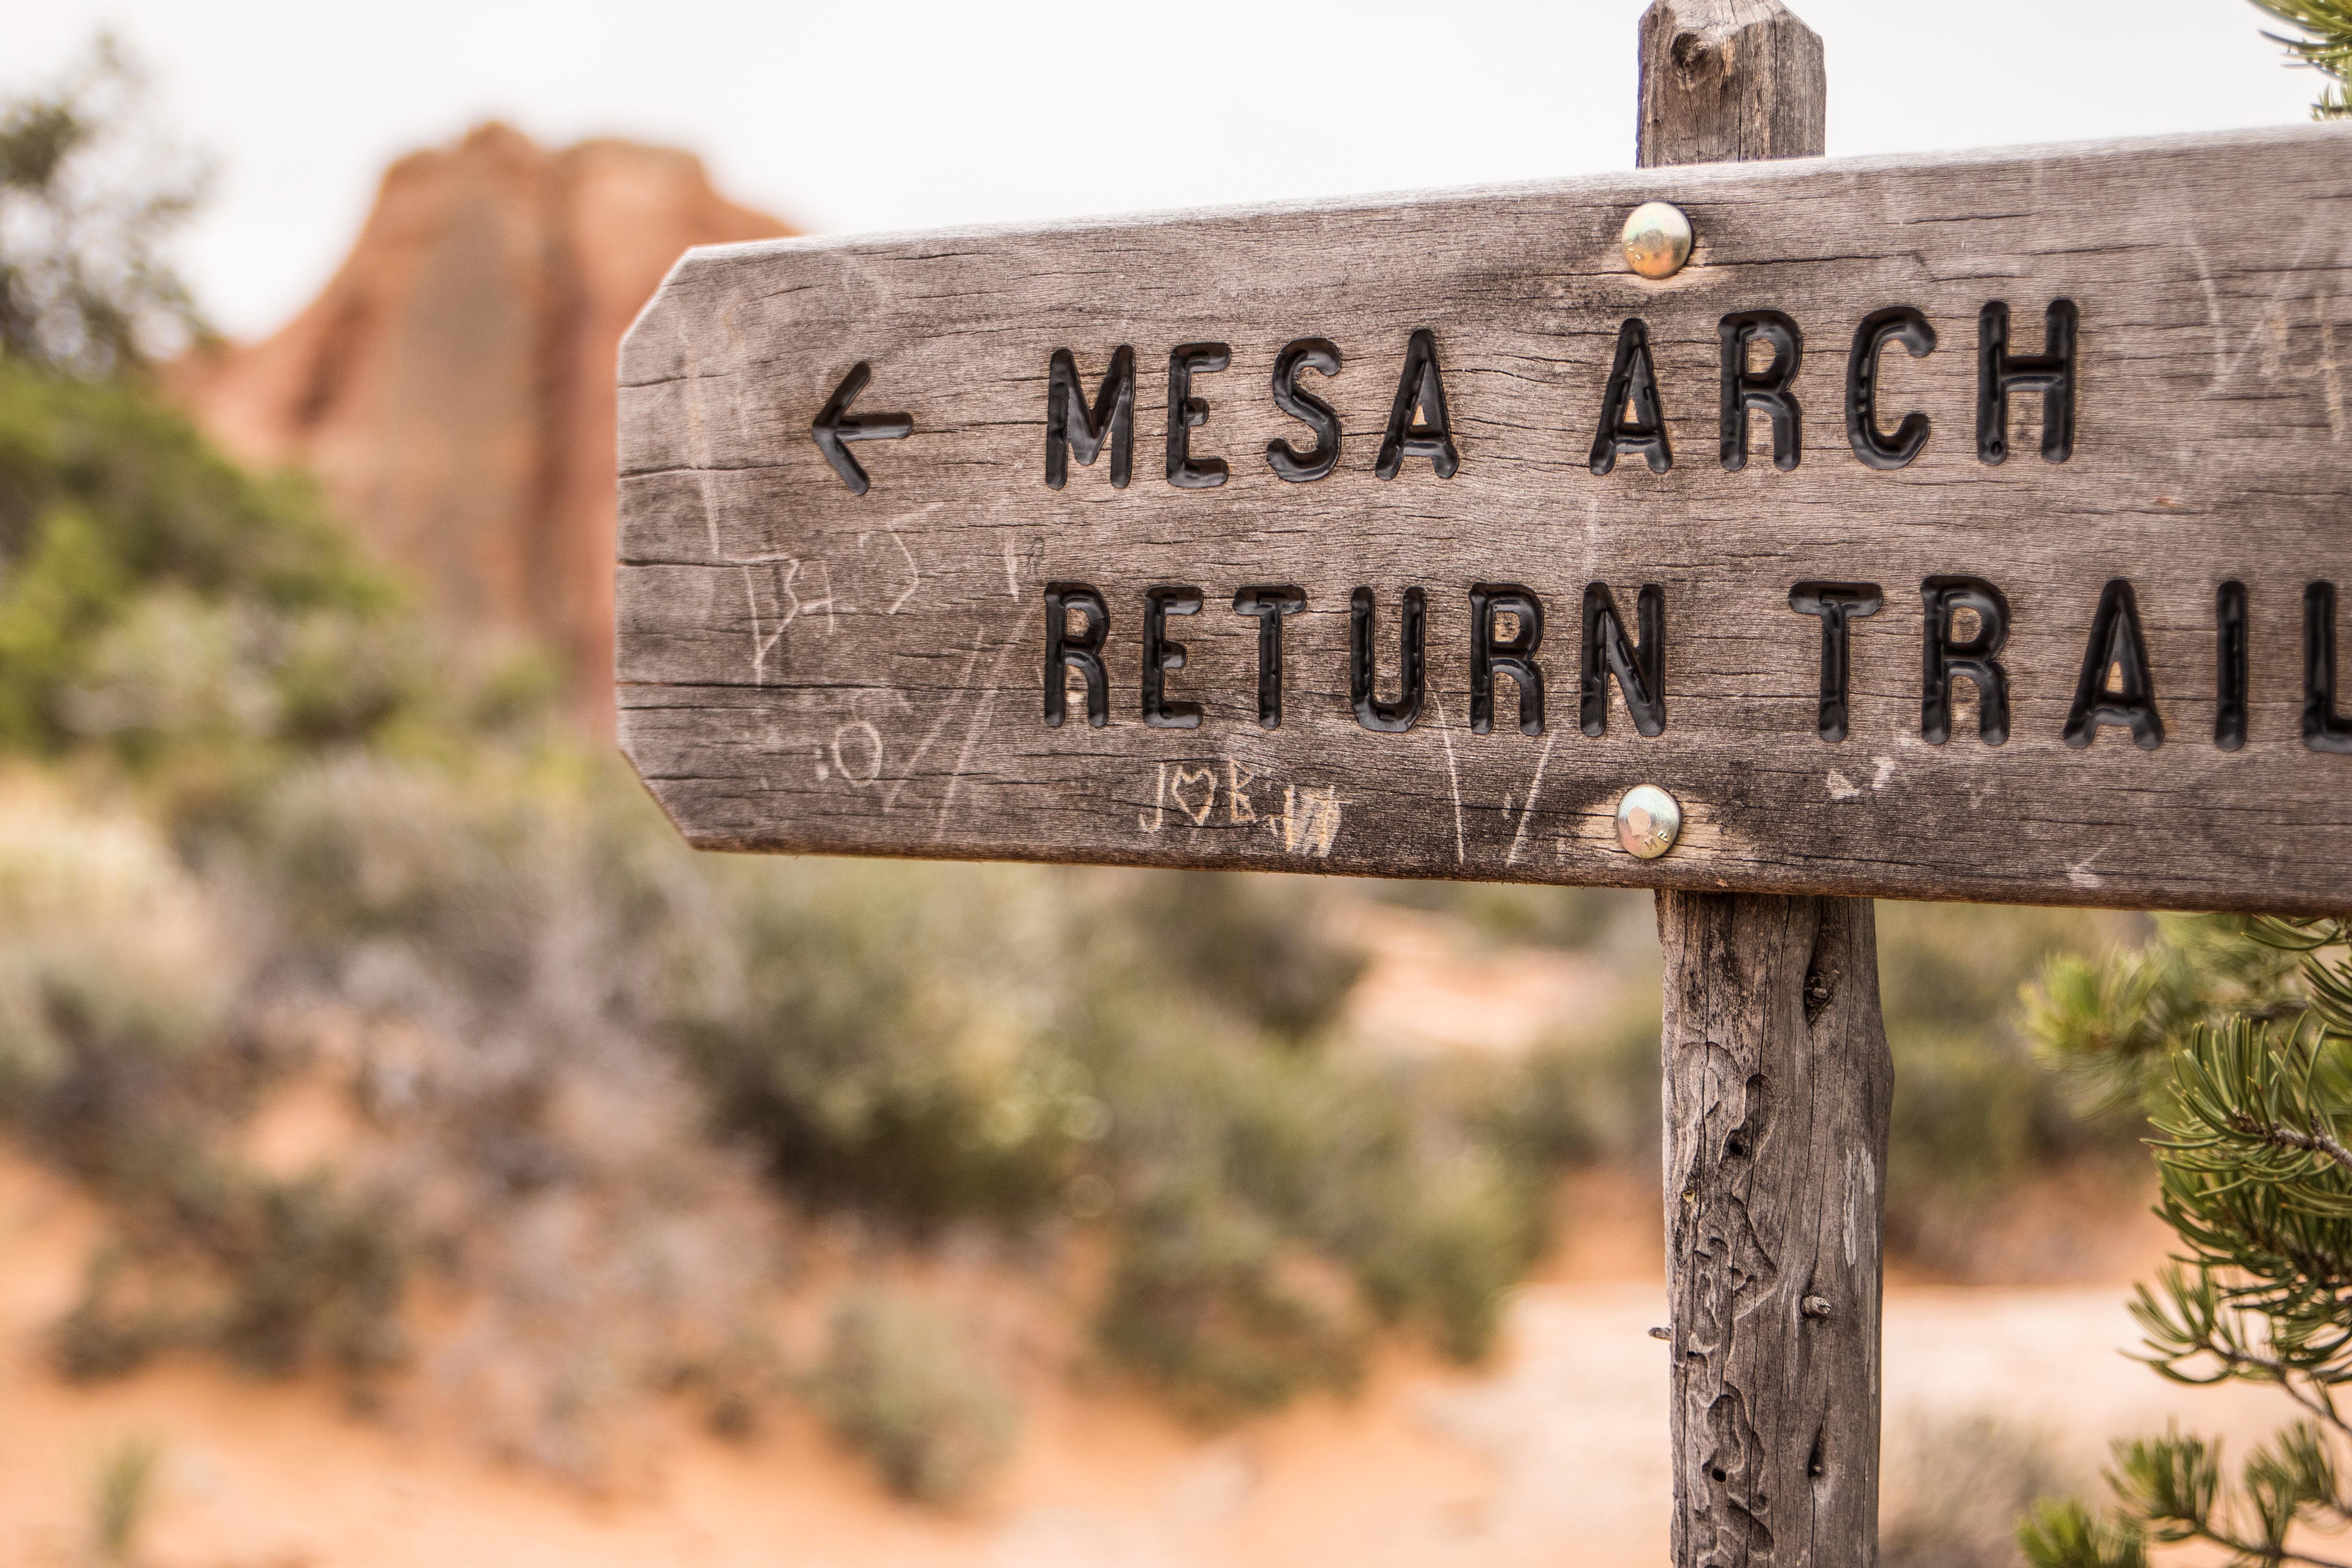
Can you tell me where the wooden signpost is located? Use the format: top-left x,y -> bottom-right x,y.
616,1 -> 2352,1560
1636,7 -> 1886,1563
619,126 -> 2352,914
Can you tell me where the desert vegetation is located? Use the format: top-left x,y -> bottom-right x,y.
2018,912 -> 2352,1568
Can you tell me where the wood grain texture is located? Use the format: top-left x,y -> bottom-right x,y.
1638,0 -> 1826,167
615,120 -> 2352,915
1658,892 -> 1890,1568
1642,11 -> 1889,1568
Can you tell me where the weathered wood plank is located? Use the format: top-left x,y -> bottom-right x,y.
616,119 -> 2352,914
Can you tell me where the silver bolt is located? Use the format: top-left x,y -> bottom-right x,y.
1616,784 -> 1682,859
1620,201 -> 1694,280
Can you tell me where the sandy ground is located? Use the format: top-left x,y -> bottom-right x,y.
0,1150 -> 2301,1568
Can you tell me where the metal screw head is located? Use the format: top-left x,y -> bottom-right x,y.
1620,201 -> 1694,280
1615,784 -> 1682,858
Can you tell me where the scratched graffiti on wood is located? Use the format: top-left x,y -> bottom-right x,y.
617,123 -> 2352,914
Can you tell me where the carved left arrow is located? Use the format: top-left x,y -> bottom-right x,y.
810,361 -> 913,496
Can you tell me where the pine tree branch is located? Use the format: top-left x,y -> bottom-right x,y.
2150,1323 -> 2352,1443
2223,1113 -> 2352,1178
2263,1544 -> 2349,1566
2251,0 -> 2352,118
2137,1474 -> 2352,1567
2275,1373 -> 2352,1446
2199,1526 -> 2352,1568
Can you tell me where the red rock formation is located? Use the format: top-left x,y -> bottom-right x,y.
172,123 -> 792,732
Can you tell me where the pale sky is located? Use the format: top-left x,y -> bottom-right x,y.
6,0 -> 2329,340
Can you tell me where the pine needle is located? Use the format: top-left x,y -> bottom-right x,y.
2250,0 -> 2352,118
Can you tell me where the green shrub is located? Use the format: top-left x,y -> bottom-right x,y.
238,754 -> 558,997
0,358 -> 564,839
1874,902 -> 2145,1261
671,852 -> 1556,1412
1351,1144 -> 1538,1360
0,780 -> 242,1183
676,858 -> 1089,1228
808,1289 -> 1017,1503
0,775 -> 410,1385
1077,987 -> 1549,1407
1097,1184 -> 1365,1419
668,1327 -> 789,1440
52,1162 -> 407,1381
1118,870 -> 1366,1038
2024,913 -> 2303,1096
1496,996 -> 1666,1169
87,1432 -> 165,1565
51,1252 -> 167,1381
0,35 -> 206,378
208,1174 -> 407,1375
2014,911 -> 2352,1568
0,358 -> 405,758
676,853 -> 1556,1417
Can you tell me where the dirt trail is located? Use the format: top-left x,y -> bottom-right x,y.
1,1154 -> 2297,1568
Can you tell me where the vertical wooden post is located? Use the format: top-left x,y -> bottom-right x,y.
1638,6 -> 1893,1567
1638,0 -> 1828,168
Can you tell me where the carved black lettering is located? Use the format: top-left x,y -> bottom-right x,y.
2305,582 -> 2352,753
1142,585 -> 1203,729
2216,580 -> 2249,752
1166,343 -> 1231,489
1267,337 -> 1342,483
1375,328 -> 1460,480
1588,318 -> 1672,476
1350,586 -> 1426,732
1719,309 -> 1803,472
1045,346 -> 1135,489
1845,307 -> 1935,471
1043,582 -> 1109,728
1788,582 -> 1883,742
1978,300 -> 2077,465
1580,583 -> 1666,737
1233,585 -> 1306,729
810,361 -> 913,496
1468,584 -> 1546,737
1920,576 -> 2011,745
2063,579 -> 2162,750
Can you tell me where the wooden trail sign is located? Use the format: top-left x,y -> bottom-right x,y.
618,121 -> 2352,916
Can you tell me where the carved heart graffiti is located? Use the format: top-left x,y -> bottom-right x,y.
1170,765 -> 1218,826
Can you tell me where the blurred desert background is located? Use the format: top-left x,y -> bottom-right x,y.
0,5 -> 2335,1565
